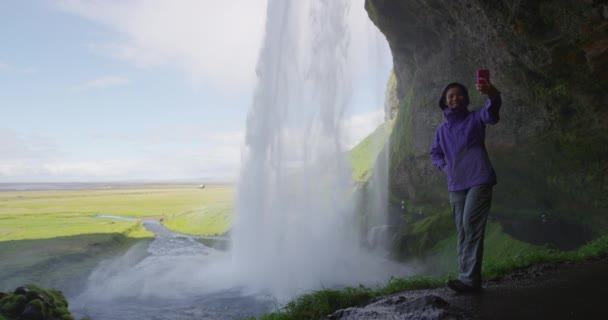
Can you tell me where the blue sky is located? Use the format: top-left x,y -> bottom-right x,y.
1,0 -> 391,183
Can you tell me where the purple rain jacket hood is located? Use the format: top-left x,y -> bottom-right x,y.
430,89 -> 502,192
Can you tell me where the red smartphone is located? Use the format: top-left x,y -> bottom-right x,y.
477,69 -> 490,85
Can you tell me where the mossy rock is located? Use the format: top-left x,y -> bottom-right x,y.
0,285 -> 74,320
366,0 -> 608,235
393,208 -> 454,259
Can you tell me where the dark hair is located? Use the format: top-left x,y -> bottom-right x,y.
439,82 -> 470,110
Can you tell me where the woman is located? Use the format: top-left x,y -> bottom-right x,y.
430,80 -> 502,293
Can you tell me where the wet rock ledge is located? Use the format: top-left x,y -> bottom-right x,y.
329,294 -> 472,320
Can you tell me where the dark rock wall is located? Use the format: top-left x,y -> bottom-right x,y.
365,0 -> 608,229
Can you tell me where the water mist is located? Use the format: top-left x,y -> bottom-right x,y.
70,2 -> 405,319
231,0 -> 407,300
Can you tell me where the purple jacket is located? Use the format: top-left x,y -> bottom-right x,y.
430,96 -> 502,191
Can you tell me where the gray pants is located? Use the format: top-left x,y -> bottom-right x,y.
449,184 -> 493,287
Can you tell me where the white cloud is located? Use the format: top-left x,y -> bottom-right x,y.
0,160 -> 138,181
54,0 -> 268,93
43,160 -> 136,176
0,156 -> 239,182
74,75 -> 130,90
341,110 -> 385,149
138,130 -> 244,180
0,114 -> 383,182
0,127 -> 245,182
151,131 -> 244,180
0,130 -> 126,181
0,62 -> 9,72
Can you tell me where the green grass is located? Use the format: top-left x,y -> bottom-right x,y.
0,214 -> 152,241
350,122 -> 391,182
0,184 -> 232,218
429,222 -> 544,278
162,204 -> 233,236
258,277 -> 444,320
0,233 -> 149,293
0,184 -> 234,240
0,184 -> 234,296
259,286 -> 374,320
257,225 -> 608,320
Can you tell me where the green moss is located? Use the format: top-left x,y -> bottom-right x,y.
0,285 -> 74,320
492,67 -> 608,225
389,76 -> 416,170
393,208 -> 453,259
386,72 -> 399,119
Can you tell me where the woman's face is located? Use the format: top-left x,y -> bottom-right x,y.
445,86 -> 466,109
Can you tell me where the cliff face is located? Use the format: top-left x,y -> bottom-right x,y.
365,0 -> 608,229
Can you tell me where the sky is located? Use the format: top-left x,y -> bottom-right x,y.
0,0 -> 392,183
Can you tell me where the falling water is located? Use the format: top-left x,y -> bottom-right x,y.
231,0 -> 407,300
68,1 -> 404,319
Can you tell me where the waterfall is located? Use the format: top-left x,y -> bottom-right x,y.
231,0 -> 406,300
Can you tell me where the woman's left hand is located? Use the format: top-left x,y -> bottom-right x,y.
476,81 -> 500,99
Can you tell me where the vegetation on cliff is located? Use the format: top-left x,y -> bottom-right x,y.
359,0 -> 608,267
365,0 -> 608,229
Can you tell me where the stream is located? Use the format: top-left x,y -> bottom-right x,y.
69,220 -> 275,320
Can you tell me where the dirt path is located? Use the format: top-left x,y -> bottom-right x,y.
398,256 -> 608,319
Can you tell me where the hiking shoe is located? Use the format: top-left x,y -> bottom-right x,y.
446,279 -> 481,293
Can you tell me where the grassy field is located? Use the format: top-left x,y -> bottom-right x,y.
0,184 -> 234,294
0,184 -> 234,241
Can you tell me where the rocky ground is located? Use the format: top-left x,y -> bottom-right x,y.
330,256 -> 608,320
